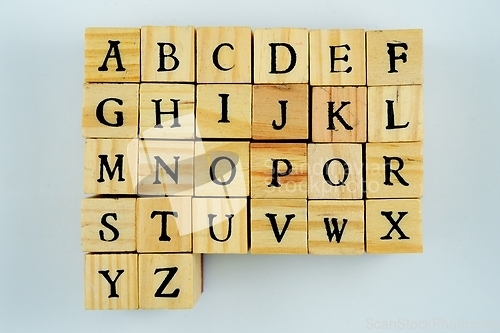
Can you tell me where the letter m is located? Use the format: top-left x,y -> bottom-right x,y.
97,154 -> 125,183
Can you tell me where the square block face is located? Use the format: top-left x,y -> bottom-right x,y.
252,84 -> 309,140
366,199 -> 422,253
194,141 -> 249,197
136,197 -> 192,253
81,197 -> 136,252
141,26 -> 195,82
84,139 -> 138,195
366,29 -> 423,86
250,143 -> 307,199
196,84 -> 252,139
139,84 -> 195,139
82,83 -> 139,139
192,198 -> 248,254
139,254 -> 202,309
308,144 -> 363,199
250,199 -> 307,254
197,27 -> 252,83
137,140 -> 194,196
311,86 -> 367,143
85,28 -> 140,83
366,142 -> 423,199
254,28 -> 309,84
84,253 -> 138,310
309,29 -> 366,86
308,200 -> 364,255
368,85 -> 423,142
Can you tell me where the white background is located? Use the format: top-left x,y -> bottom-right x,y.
1,1 -> 499,332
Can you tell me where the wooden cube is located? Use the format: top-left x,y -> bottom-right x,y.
192,198 -> 248,254
368,85 -> 423,142
366,199 -> 422,253
136,197 -> 192,253
194,141 -> 249,197
85,28 -> 140,83
309,29 -> 366,86
366,142 -> 423,199
196,84 -> 252,139
252,84 -> 309,140
311,86 -> 367,143
139,84 -> 195,139
84,253 -> 138,310
308,144 -> 363,199
197,27 -> 252,83
83,138 -> 138,195
254,28 -> 309,84
139,254 -> 202,309
141,26 -> 195,82
137,140 -> 194,196
308,200 -> 364,255
81,197 -> 136,252
366,29 -> 423,86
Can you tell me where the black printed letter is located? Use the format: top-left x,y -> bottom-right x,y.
97,154 -> 125,183
98,40 -> 125,72
98,269 -> 124,298
329,44 -> 352,73
387,43 -> 408,73
268,159 -> 292,187
383,156 -> 409,186
95,98 -> 124,127
157,43 -> 180,72
99,213 -> 119,242
269,43 -> 297,74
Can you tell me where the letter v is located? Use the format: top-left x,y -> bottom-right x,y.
265,213 -> 296,243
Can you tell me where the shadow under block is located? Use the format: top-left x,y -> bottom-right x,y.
308,144 -> 363,199
196,84 -> 252,139
253,28 -> 309,84
365,199 -> 422,253
250,143 -> 307,199
82,83 -> 139,138
252,84 -> 309,140
366,142 -> 423,199
141,26 -> 195,83
368,85 -> 423,142
196,27 -> 252,83
138,254 -> 202,309
250,199 -> 307,254
84,139 -> 138,195
311,86 -> 367,143
139,84 -> 195,139
136,197 -> 192,253
308,200 -> 364,255
366,29 -> 423,86
309,29 -> 366,86
192,197 -> 248,254
85,28 -> 140,83
194,141 -> 249,197
84,253 -> 138,310
81,197 -> 136,252
137,140 -> 194,196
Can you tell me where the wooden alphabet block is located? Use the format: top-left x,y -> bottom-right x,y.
365,199 -> 422,253
253,28 -> 309,84
309,29 -> 366,86
308,200 -> 364,255
366,142 -> 423,199
197,27 -> 252,83
252,84 -> 309,140
136,197 -> 192,253
193,198 -> 248,254
311,86 -> 367,143
366,29 -> 423,86
139,84 -> 195,139
83,139 -> 138,195
85,28 -> 140,83
250,199 -> 307,254
84,253 -> 138,310
81,197 -> 136,252
368,85 -> 423,142
308,144 -> 363,199
141,26 -> 195,82
196,84 -> 252,139
138,253 -> 202,309
194,141 -> 249,197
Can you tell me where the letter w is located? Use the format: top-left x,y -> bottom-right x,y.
323,218 -> 348,243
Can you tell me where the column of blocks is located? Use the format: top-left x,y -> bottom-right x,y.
81,26 -> 424,310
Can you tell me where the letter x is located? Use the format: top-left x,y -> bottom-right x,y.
380,211 -> 410,240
